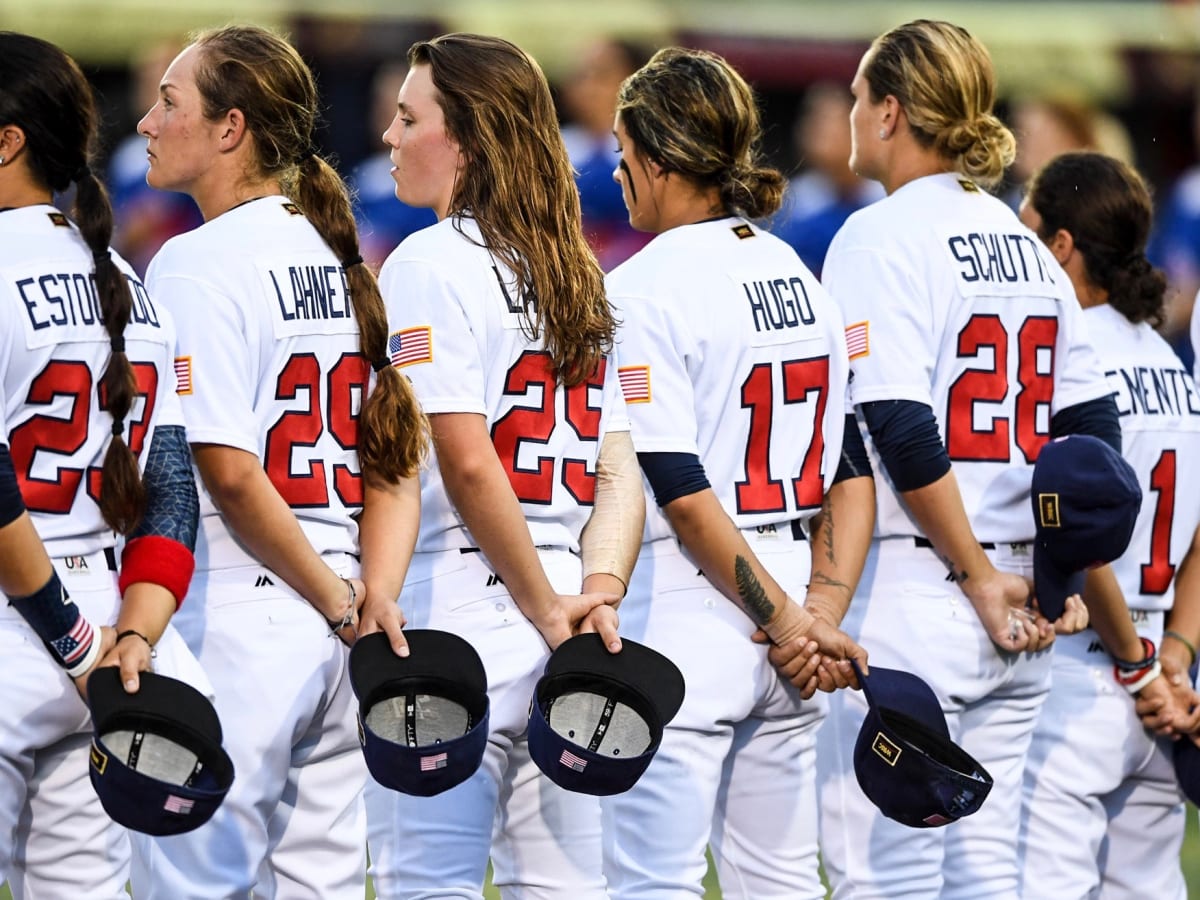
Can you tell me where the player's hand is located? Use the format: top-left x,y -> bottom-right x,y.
357,590 -> 409,657
97,627 -> 156,694
72,625 -> 117,699
1047,594 -> 1089,635
752,628 -> 822,697
964,570 -> 1053,653
578,604 -> 621,654
1132,671 -> 1197,737
1140,652 -> 1200,735
533,592 -> 621,651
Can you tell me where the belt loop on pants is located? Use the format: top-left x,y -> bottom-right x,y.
104,546 -> 118,571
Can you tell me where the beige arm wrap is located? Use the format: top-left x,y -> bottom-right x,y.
579,430 -> 645,596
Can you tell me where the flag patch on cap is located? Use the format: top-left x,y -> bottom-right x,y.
845,321 -> 870,360
618,365 -> 651,403
389,327 -> 433,368
163,794 -> 195,815
560,749 -> 588,772
420,752 -> 448,772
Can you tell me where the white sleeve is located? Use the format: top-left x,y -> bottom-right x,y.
379,257 -> 485,416
1192,290 -> 1200,386
611,291 -> 700,455
148,273 -> 258,454
598,344 -> 631,436
823,242 -> 936,408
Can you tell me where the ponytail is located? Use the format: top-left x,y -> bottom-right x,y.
293,154 -> 429,484
73,165 -> 145,533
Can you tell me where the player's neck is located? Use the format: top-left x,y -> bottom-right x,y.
880,151 -> 949,196
192,175 -> 282,222
0,173 -> 52,211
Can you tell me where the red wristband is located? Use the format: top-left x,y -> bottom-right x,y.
118,536 -> 196,609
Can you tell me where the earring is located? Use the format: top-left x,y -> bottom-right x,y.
0,156 -> 5,165
878,129 -> 887,140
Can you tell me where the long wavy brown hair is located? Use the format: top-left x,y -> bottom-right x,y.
409,33 -> 614,387
191,25 -> 428,483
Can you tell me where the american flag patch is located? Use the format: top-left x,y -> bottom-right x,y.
560,749 -> 588,772
420,752 -> 448,772
164,794 -> 195,815
845,321 -> 870,360
174,357 -> 193,395
52,616 -> 93,666
388,327 -> 433,368
618,365 -> 651,403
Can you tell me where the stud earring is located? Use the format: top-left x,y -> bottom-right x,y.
0,156 -> 5,165
878,129 -> 887,140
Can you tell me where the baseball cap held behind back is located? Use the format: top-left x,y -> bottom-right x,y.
852,661 -> 992,828
1031,434 -> 1142,621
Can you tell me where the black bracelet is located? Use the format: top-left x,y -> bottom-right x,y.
325,578 -> 357,633
1112,636 -> 1156,673
116,629 -> 155,656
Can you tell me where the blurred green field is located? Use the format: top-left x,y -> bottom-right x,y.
4,816 -> 1200,899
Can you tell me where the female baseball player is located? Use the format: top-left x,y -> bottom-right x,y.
370,33 -> 642,899
600,47 -> 872,899
814,20 -> 1119,899
1016,151 -> 1200,899
0,32 -> 200,898
131,25 -> 426,899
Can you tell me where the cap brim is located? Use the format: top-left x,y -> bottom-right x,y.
349,630 -> 488,709
88,667 -> 223,747
853,661 -> 949,742
544,633 -> 684,726
1032,544 -> 1086,622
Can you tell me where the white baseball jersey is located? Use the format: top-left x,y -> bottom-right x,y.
0,204 -> 182,558
147,197 -> 366,571
823,173 -> 1111,542
1085,303 -> 1200,612
378,215 -> 630,554
607,217 -> 848,544
1191,289 -> 1200,385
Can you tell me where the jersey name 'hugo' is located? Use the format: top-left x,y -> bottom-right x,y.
745,274 -> 817,333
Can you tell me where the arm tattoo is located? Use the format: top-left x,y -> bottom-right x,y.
810,570 -> 852,599
935,549 -> 969,584
734,555 -> 775,625
820,494 -> 836,564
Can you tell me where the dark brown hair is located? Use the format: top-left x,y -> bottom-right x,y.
192,25 -> 427,482
1026,151 -> 1166,327
0,32 -> 144,531
616,47 -> 787,219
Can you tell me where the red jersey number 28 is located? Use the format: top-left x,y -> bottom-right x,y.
946,314 -> 1057,463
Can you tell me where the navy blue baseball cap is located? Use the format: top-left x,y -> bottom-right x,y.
852,661 -> 992,828
349,630 -> 489,797
1031,434 -> 1142,621
87,667 -> 235,836
528,633 -> 685,796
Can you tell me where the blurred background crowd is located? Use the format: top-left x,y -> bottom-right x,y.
6,0 -> 1200,365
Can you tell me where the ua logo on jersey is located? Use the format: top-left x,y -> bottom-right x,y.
254,575 -> 275,587
486,573 -> 504,588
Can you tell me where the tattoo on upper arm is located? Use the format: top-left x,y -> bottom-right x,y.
734,555 -> 775,625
